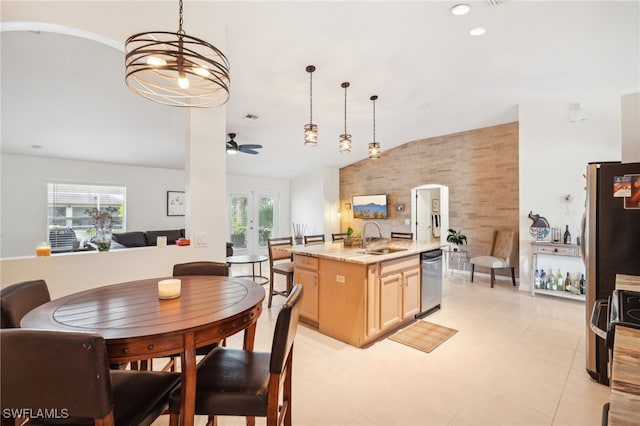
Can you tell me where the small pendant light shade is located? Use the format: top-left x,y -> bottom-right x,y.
304,65 -> 318,146
368,95 -> 381,159
339,82 -> 352,154
125,0 -> 230,108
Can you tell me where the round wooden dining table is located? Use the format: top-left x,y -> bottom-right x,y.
21,275 -> 265,426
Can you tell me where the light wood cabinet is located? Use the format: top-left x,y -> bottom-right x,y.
293,255 -> 319,323
293,252 -> 421,347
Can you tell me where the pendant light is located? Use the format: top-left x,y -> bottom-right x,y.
304,65 -> 318,146
125,0 -> 230,108
368,95 -> 381,159
339,82 -> 352,154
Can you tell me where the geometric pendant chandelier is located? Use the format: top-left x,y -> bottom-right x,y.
304,65 -> 318,146
125,0 -> 230,108
368,95 -> 381,159
338,82 -> 352,154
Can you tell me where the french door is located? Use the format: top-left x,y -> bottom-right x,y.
228,191 -> 278,254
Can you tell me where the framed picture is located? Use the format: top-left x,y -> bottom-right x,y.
167,191 -> 185,216
432,199 -> 440,212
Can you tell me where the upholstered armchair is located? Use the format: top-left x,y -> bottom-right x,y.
470,230 -> 518,288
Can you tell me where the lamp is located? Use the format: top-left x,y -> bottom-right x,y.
125,0 -> 230,108
368,95 -> 381,159
304,65 -> 318,146
339,82 -> 352,154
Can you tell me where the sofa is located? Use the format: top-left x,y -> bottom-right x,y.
109,229 -> 234,256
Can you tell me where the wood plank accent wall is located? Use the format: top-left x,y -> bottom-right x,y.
339,122 -> 519,275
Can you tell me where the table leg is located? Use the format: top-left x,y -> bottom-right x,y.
251,262 -> 257,281
180,332 -> 197,426
243,321 -> 258,351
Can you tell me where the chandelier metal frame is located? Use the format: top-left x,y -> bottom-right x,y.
125,0 -> 230,108
304,65 -> 318,146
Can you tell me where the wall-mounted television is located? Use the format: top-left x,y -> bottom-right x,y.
352,194 -> 388,219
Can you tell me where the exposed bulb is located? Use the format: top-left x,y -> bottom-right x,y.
192,66 -> 210,78
178,71 -> 189,89
146,56 -> 167,66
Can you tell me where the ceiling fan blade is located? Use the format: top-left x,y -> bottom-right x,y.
239,144 -> 263,149
239,149 -> 260,155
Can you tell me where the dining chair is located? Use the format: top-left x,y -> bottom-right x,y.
1,279 -> 51,328
167,284 -> 303,426
267,237 -> 294,308
173,261 -> 229,277
303,234 -> 325,245
390,231 -> 413,240
1,328 -> 181,426
331,232 -> 348,241
470,229 -> 518,288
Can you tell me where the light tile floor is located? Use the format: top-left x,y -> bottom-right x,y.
153,267 -> 610,426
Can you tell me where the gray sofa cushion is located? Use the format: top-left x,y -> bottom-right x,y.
145,230 -> 182,246
112,232 -> 147,247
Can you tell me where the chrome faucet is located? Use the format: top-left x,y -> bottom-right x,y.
362,221 -> 383,248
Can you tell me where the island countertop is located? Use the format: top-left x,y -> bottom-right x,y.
287,239 -> 443,264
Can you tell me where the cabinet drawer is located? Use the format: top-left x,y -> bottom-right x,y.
294,254 -> 319,271
380,255 -> 419,276
534,244 -> 579,257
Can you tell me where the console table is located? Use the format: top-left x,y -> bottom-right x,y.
531,241 -> 585,301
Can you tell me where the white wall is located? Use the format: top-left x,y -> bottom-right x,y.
1,154 -> 186,258
621,92 -> 640,162
518,94 -> 622,291
290,167 -> 340,240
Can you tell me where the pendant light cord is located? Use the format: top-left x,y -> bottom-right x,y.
372,97 -> 376,141
344,85 -> 348,134
309,71 -> 313,124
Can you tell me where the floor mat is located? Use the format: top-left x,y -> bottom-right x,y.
388,320 -> 458,353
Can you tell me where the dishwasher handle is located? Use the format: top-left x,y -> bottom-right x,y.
422,257 -> 442,264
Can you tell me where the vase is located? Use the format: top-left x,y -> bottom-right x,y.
294,237 -> 303,245
95,222 -> 113,252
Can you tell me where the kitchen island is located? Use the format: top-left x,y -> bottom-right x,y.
288,239 -> 441,347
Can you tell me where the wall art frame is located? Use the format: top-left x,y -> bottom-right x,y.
167,191 -> 185,216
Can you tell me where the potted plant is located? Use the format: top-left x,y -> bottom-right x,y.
85,206 -> 119,251
446,228 -> 467,251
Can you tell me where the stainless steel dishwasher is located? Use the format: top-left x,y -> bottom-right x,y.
416,249 -> 443,318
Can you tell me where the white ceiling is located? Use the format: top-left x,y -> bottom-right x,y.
2,1 -> 639,179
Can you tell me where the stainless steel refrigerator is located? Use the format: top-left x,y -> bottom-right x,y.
583,161 -> 640,385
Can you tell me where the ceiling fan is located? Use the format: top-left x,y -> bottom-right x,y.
226,133 -> 262,155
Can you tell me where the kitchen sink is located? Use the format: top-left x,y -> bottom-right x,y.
357,246 -> 408,255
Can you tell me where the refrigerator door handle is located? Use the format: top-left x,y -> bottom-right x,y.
589,299 -> 608,340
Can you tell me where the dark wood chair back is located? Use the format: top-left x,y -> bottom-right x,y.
390,231 -> 413,240
0,279 -> 51,328
173,261 -> 229,277
331,233 -> 348,241
1,329 -> 180,425
303,234 -> 325,245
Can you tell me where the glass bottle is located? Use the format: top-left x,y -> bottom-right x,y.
563,225 -> 571,244
556,269 -> 564,291
534,269 -> 541,289
579,274 -> 586,295
564,272 -> 572,292
540,270 -> 547,289
547,269 -> 556,290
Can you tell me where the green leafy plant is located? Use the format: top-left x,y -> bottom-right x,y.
446,228 -> 467,246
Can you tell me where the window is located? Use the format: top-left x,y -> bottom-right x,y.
47,183 -> 126,243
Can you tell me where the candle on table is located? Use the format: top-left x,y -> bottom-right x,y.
158,279 -> 181,299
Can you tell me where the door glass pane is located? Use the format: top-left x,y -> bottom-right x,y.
257,195 -> 274,249
230,194 -> 248,249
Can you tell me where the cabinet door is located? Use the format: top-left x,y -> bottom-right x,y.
380,273 -> 402,330
296,268 -> 319,321
402,267 -> 420,318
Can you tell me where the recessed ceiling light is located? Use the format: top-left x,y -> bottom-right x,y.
470,27 -> 486,36
451,4 -> 471,16
31,144 -> 43,149
244,114 -> 259,120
